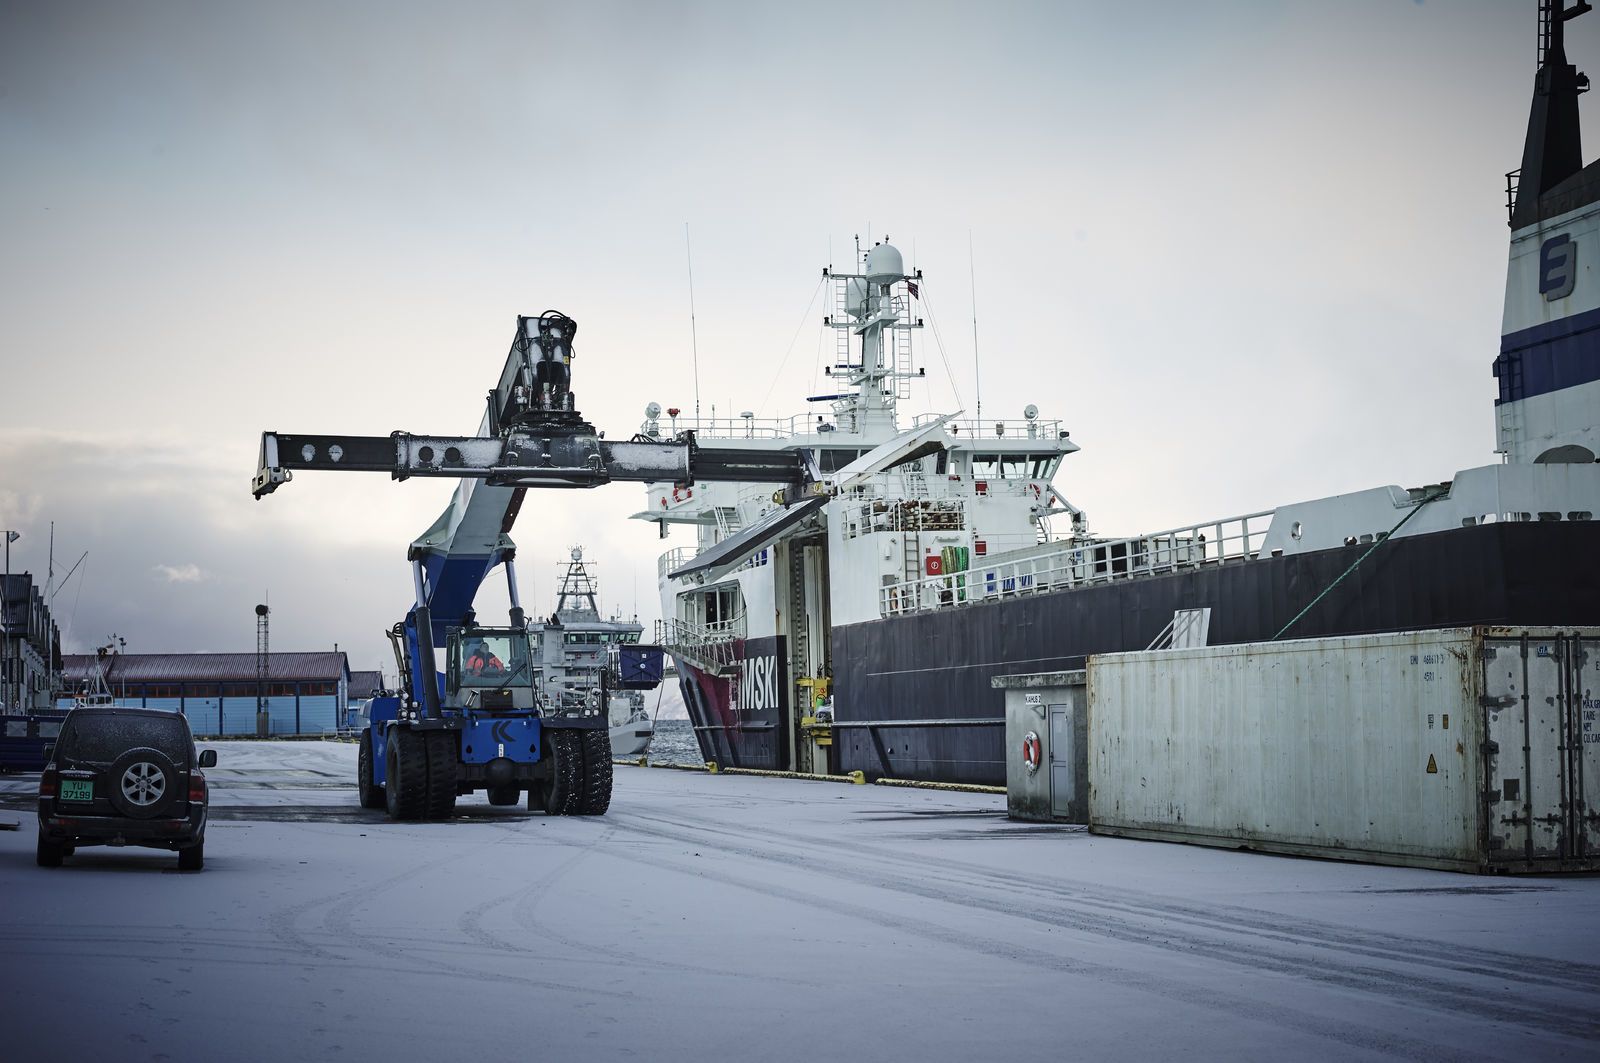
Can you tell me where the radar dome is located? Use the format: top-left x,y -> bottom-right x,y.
864,242 -> 905,282
1024,404 -> 1038,420
646,401 -> 662,419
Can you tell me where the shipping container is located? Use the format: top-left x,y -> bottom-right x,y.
1088,627 -> 1600,873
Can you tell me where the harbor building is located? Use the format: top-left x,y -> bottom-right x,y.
1,572 -> 63,714
348,669 -> 385,700
59,651 -> 353,736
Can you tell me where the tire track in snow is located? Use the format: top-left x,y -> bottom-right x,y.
605,807 -> 1600,1056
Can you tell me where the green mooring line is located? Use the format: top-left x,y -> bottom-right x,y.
1271,489 -> 1444,641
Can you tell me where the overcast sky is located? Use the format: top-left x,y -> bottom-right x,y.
0,1 -> 1588,676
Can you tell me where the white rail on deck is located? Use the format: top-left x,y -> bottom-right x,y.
878,510 -> 1276,617
655,617 -> 746,675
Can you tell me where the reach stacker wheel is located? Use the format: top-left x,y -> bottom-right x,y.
358,730 -> 386,809
423,730 -> 458,820
532,730 -> 581,815
573,729 -> 613,816
385,727 -> 428,821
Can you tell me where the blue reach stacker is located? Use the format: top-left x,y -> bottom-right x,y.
251,310 -> 807,819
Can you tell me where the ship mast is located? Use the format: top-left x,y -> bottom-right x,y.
554,547 -> 600,620
820,239 -> 924,436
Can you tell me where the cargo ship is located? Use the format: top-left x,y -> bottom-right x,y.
639,1 -> 1600,785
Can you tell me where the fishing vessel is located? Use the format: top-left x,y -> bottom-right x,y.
640,3 -> 1600,785
528,548 -> 657,757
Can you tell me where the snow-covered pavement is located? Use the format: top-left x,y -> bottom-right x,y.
1,741 -> 1597,1061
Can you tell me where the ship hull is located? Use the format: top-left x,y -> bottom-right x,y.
609,721 -> 654,757
676,521 -> 1600,783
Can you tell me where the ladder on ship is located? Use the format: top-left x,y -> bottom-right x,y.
891,292 -> 915,399
902,530 -> 921,583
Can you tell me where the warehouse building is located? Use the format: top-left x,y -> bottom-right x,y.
348,669 -> 386,700
59,651 -> 352,736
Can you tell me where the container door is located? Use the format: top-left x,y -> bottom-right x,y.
1048,704 -> 1073,819
1575,634 -> 1599,858
1483,633 -> 1597,865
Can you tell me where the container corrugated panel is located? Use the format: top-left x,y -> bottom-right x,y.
1088,627 -> 1600,873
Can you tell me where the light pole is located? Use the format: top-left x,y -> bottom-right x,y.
2,530 -> 18,713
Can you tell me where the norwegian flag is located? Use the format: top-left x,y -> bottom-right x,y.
906,279 -> 920,298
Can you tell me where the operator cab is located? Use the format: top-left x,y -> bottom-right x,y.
445,627 -> 538,712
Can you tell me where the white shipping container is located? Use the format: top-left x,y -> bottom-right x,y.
1088,627 -> 1600,873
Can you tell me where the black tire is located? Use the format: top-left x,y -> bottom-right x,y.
36,832 -> 64,868
178,841 -> 204,871
423,730 -> 458,820
108,746 -> 180,820
487,783 -> 520,806
384,728 -> 427,821
573,729 -> 613,816
532,730 -> 581,815
357,730 -> 385,809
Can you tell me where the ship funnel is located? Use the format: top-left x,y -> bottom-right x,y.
1495,0 -> 1600,465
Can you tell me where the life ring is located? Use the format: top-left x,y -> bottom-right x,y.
672,485 -> 694,504
1022,731 -> 1042,773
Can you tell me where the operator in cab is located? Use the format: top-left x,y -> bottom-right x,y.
466,640 -> 504,676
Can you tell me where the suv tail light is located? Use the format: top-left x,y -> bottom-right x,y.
40,769 -> 58,799
188,773 -> 206,803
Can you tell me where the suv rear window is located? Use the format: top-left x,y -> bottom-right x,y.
58,712 -> 191,763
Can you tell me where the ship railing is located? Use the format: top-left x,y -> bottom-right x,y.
658,544 -> 771,580
657,546 -> 697,579
878,509 -> 1276,617
841,473 -> 963,502
912,412 -> 1063,440
647,413 -> 810,439
654,617 -> 746,676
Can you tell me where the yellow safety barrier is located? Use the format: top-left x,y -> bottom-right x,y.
608,760 -> 996,793
873,778 -> 1005,795
720,767 -> 865,784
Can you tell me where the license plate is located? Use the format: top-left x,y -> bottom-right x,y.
60,778 -> 94,802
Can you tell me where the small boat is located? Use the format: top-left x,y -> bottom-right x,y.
528,548 -> 658,758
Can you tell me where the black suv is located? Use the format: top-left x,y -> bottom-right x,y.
37,707 -> 217,871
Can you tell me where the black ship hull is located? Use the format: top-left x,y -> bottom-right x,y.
679,521 -> 1600,784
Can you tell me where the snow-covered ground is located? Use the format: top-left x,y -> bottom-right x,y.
1,740 -> 1597,1061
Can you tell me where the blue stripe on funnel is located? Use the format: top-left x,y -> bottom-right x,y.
1495,304 -> 1600,404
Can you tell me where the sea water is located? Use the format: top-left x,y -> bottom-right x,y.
644,717 -> 704,767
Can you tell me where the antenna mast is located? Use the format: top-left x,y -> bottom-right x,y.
685,223 -> 702,423
969,230 -> 982,425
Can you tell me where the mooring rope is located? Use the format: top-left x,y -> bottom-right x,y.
1271,488 -> 1445,641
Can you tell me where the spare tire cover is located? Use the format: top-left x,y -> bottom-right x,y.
108,746 -> 180,820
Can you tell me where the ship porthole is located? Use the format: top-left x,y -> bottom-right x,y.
1290,520 -> 1304,541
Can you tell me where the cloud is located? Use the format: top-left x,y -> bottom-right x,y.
154,563 -> 205,583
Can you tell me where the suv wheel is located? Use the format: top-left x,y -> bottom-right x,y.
108,746 -> 180,820
36,832 -> 65,868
